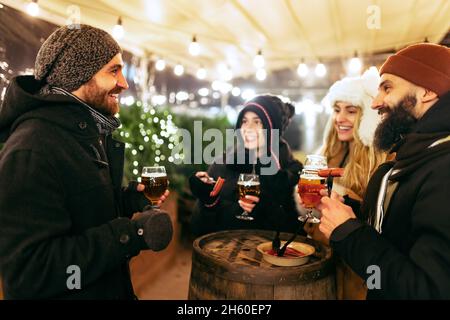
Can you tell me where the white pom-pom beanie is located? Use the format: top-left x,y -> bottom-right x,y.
321,67 -> 381,147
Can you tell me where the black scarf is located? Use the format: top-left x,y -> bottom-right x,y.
362,92 -> 450,225
390,132 -> 450,180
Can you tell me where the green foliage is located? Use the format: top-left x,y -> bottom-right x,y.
113,103 -> 232,194
0,103 -> 232,195
171,111 -> 231,176
113,103 -> 177,188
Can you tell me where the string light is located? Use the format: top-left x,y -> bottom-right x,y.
256,68 -> 267,81
176,91 -> 189,101
231,87 -> 241,97
155,58 -> 166,71
223,68 -> 233,81
297,59 -> 309,78
253,49 -> 265,69
0,59 -> 13,102
315,62 -> 327,77
151,95 -> 166,106
241,89 -> 256,100
348,51 -> 362,75
112,17 -> 124,40
217,63 -> 233,81
27,0 -> 39,17
196,67 -> 207,79
174,63 -> 184,76
198,88 -> 209,97
189,35 -> 200,56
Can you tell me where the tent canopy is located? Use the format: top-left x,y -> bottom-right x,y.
2,0 -> 449,79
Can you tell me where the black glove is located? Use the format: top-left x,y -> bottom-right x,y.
189,175 -> 220,206
133,208 -> 173,251
122,181 -> 151,217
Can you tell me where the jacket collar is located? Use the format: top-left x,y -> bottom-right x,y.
412,91 -> 450,134
1,76 -> 100,141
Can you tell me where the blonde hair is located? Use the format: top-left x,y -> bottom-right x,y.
323,106 -> 386,199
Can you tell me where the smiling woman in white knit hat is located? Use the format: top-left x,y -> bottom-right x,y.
319,67 -> 387,201
300,67 -> 387,300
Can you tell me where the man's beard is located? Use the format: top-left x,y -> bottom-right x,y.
83,80 -> 121,116
374,95 -> 418,151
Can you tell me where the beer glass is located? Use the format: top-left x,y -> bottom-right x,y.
141,166 -> 169,208
236,173 -> 260,221
298,155 -> 327,223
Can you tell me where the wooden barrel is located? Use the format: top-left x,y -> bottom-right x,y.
188,229 -> 336,300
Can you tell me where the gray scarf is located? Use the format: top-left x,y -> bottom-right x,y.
50,86 -> 121,135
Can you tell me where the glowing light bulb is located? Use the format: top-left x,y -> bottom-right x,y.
348,57 -> 362,75
112,17 -> 124,40
174,64 -> 184,76
189,36 -> 200,56
256,68 -> 267,81
196,67 -> 207,79
27,1 -> 39,17
297,63 -> 309,78
155,59 -> 166,71
253,50 -> 265,68
315,63 -> 327,77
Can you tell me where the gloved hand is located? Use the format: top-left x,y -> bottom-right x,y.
122,181 -> 150,217
189,174 -> 224,206
133,208 -> 173,251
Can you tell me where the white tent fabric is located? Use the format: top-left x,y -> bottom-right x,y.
2,0 -> 449,79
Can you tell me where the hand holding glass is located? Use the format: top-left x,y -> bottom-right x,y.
236,173 -> 260,221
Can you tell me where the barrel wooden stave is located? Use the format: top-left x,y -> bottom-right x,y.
189,230 -> 336,300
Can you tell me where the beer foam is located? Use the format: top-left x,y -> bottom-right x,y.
300,174 -> 324,180
142,172 -> 167,178
237,181 -> 260,186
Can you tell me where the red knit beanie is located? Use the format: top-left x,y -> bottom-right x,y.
380,43 -> 450,97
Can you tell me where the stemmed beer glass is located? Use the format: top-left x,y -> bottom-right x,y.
236,173 -> 260,221
141,166 -> 169,209
298,155 -> 327,223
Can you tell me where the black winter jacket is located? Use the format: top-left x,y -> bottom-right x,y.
331,92 -> 450,299
0,76 -> 147,299
190,141 -> 303,236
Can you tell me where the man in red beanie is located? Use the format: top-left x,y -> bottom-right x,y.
316,43 -> 450,299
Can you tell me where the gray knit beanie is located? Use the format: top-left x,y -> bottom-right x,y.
35,24 -> 121,95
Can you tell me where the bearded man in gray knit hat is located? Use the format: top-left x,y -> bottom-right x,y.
0,24 -> 172,299
36,24 -> 125,116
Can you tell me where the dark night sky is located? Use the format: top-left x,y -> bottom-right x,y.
0,5 -> 55,72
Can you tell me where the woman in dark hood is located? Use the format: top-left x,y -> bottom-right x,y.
189,95 -> 303,237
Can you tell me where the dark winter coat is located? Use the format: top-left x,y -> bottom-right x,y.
190,140 -> 303,237
331,92 -> 450,299
0,76 -> 147,299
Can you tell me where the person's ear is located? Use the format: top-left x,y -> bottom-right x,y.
421,89 -> 438,104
